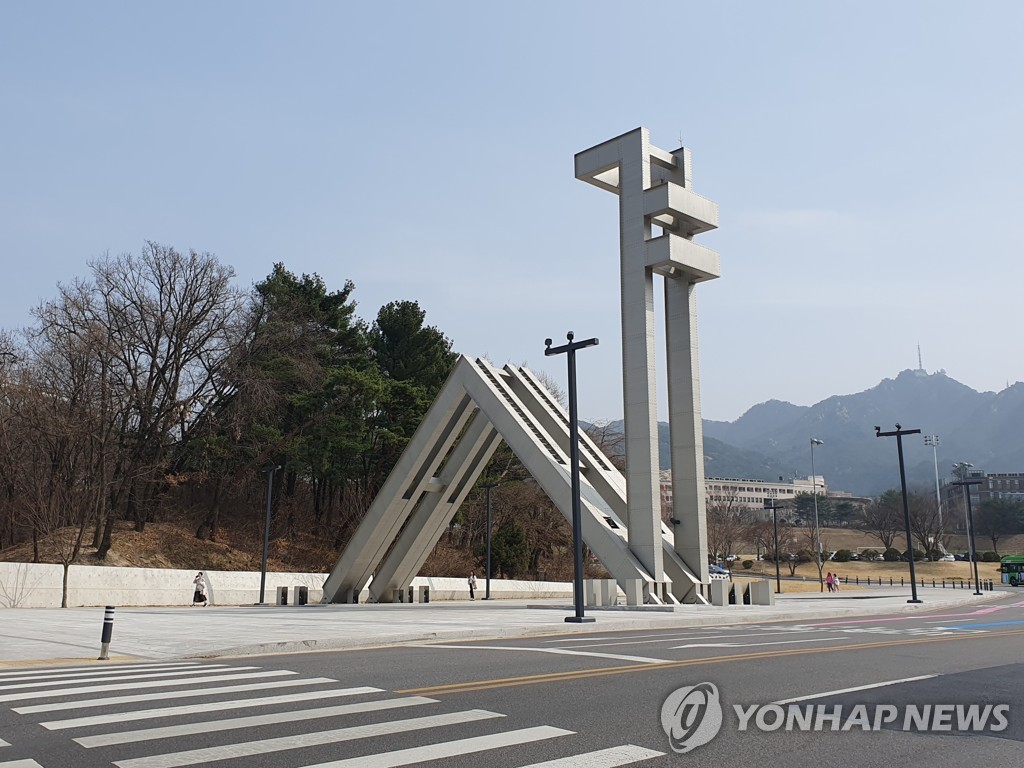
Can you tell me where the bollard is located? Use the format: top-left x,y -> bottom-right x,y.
98,606 -> 115,660
890,577 -> 893,586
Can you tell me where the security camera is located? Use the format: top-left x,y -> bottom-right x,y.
670,518 -> 681,525
544,338 -> 552,347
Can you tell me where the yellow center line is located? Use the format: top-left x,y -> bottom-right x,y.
396,628 -> 1024,696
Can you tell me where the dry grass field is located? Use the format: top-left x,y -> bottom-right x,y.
727,526 -> 1020,593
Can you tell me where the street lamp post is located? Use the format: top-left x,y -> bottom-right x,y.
545,331 -> 598,624
810,438 -> 824,592
875,424 -> 923,603
258,464 -> 280,605
924,435 -> 943,536
953,461 -> 974,537
764,497 -> 782,594
951,477 -> 984,596
482,483 -> 499,600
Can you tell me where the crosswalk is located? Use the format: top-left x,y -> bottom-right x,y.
0,660 -> 665,768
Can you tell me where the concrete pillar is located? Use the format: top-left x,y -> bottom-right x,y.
749,580 -> 774,606
666,278 -> 710,588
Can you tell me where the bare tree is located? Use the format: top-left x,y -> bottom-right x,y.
583,421 -> 625,470
706,489 -> 746,563
30,244 -> 246,556
800,524 -> 829,589
5,334 -> 102,605
858,490 -> 904,553
745,519 -> 776,561
907,489 -> 944,557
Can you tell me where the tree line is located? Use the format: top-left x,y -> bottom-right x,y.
0,244 -> 468,595
705,487 -> 1024,578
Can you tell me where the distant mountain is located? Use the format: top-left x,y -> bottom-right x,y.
605,370 -> 1024,497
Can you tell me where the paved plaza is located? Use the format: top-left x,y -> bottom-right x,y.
0,588 -> 1004,666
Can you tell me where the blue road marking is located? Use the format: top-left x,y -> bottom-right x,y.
947,620 -> 1024,630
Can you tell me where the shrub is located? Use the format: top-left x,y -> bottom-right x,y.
862,549 -> 879,560
982,551 -> 1000,562
833,549 -> 852,562
742,560 -> 754,570
883,548 -> 902,562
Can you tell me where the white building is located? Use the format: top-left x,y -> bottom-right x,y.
660,471 -> 827,520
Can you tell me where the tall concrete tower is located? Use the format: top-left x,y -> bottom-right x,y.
575,128 -> 719,593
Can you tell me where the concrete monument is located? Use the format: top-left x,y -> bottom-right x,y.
322,128 -> 718,604
575,128 -> 719,591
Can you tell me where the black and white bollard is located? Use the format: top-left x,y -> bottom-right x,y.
98,606 -> 115,660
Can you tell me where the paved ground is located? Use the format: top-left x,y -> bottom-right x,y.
0,586 -> 1005,665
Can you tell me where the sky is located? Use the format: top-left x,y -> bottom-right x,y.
2,2 -> 1022,423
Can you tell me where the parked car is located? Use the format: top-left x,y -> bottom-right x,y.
938,554 -> 955,562
708,564 -> 731,581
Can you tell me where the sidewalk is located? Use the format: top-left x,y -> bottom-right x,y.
0,588 -> 1006,666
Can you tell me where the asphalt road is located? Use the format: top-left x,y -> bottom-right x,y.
2,594 -> 1023,768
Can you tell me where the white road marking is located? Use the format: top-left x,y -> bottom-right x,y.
543,631 -> 726,644
290,726 -> 573,768
0,665 -> 241,691
0,739 -> 8,747
0,662 -> 198,681
773,674 -> 940,704
426,644 -> 667,664
517,745 -> 665,767
0,670 -> 295,703
0,760 -> 44,768
670,638 -> 835,649
41,686 -> 381,729
75,696 -> 438,747
562,630 -> 832,649
15,676 -> 332,715
113,709 -> 506,768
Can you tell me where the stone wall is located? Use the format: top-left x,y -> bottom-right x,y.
0,562 -> 573,608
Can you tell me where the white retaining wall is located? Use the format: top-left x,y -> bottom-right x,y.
0,562 -> 573,608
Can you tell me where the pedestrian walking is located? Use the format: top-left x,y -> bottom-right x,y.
468,572 -> 477,600
825,572 -> 834,593
192,572 -> 208,606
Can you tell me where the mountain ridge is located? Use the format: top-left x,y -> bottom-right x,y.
609,369 -> 1024,496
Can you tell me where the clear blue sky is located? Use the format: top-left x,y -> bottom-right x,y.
2,2 -> 1021,422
